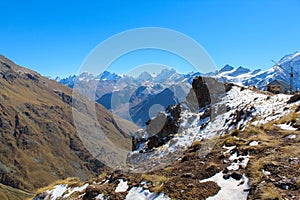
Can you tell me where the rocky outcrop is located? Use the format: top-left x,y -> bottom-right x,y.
186,76 -> 226,112
287,93 -> 300,104
146,104 -> 181,150
132,104 -> 181,151
186,76 -> 211,111
131,76 -> 225,152
129,88 -> 178,127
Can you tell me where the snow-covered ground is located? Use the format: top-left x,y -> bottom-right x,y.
249,141 -> 259,146
39,179 -> 170,200
38,183 -> 89,200
125,187 -> 170,200
199,143 -> 252,200
115,179 -> 129,193
200,172 -> 250,200
227,152 -> 249,171
275,123 -> 297,131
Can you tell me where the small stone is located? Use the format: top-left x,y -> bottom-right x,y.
142,185 -> 149,189
223,174 -> 231,180
238,157 -> 245,162
262,169 -> 271,176
223,168 -> 229,174
238,180 -> 245,186
231,172 -> 243,180
187,183 -> 194,187
181,173 -> 195,178
249,141 -> 259,146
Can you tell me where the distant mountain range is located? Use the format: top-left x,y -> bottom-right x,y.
216,50 -> 300,91
56,50 -> 300,90
54,50 -> 300,127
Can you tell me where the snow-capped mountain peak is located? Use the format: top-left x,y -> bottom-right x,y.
137,71 -> 153,82
54,50 -> 300,93
219,64 -> 234,73
153,68 -> 177,83
278,50 -> 300,65
97,70 -> 121,81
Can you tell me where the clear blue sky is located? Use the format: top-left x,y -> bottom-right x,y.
0,0 -> 299,77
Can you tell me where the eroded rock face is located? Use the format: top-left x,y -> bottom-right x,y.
186,76 -> 211,111
287,93 -> 300,104
131,104 -> 181,151
146,104 -> 181,150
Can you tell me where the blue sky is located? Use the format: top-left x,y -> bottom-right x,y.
0,0 -> 299,77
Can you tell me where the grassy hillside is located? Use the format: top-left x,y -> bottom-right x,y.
0,183 -> 33,200
0,55 -> 136,193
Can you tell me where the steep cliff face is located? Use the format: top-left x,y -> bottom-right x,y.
186,76 -> 211,111
0,55 -> 134,191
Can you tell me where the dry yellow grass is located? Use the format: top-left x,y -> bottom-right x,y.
260,184 -> 280,200
35,177 -> 82,195
0,183 -> 33,200
141,174 -> 168,192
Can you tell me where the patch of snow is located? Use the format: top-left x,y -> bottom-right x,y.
43,183 -> 89,199
125,187 -> 170,200
227,163 -> 240,171
115,179 -> 129,192
224,87 -> 292,127
227,152 -> 249,170
200,172 -> 250,200
262,169 -> 271,176
63,183 -> 89,198
104,179 -> 109,184
46,184 -> 67,200
140,180 -> 148,185
223,145 -> 236,154
249,141 -> 259,146
285,134 -> 297,139
275,123 -> 297,131
94,193 -> 105,200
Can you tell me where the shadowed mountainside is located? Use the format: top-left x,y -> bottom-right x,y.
0,55 -> 135,192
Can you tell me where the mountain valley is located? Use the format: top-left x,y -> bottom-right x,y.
0,52 -> 299,200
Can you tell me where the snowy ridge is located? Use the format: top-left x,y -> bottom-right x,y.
129,86 -> 294,171
215,50 -> 300,90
